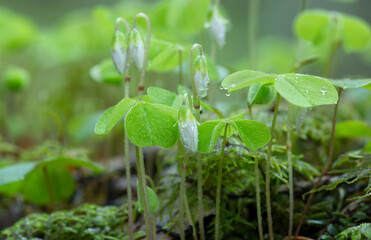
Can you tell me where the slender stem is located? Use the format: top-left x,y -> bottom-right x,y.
294,88 -> 342,239
184,184 -> 198,240
266,93 -> 281,240
254,155 -> 264,240
287,123 -> 294,240
248,106 -> 253,120
179,152 -> 187,240
249,109 -> 263,240
215,123 -> 229,240
178,48 -> 183,86
132,13 -> 151,98
190,43 -> 206,240
116,16 -> 135,240
135,146 -> 154,240
42,166 -> 54,206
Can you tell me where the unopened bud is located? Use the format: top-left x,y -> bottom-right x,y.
111,30 -> 127,75
179,106 -> 198,153
193,54 -> 209,98
129,27 -> 145,69
205,6 -> 228,48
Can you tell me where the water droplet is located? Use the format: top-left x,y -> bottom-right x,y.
334,101 -> 338,104
226,93 -> 231,96
219,85 -> 224,90
294,76 -> 298,83
320,86 -> 327,95
223,87 -> 228,91
305,88 -> 309,94
231,84 -> 236,88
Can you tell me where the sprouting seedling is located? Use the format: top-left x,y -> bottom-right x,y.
110,17 -> 135,240
178,94 -> 198,240
197,115 -> 271,240
189,43 -> 207,240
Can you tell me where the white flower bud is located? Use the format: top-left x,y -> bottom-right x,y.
179,106 -> 198,153
193,54 -> 209,98
206,6 -> 228,48
129,27 -> 145,69
111,30 -> 127,75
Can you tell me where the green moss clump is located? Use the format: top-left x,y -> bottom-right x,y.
1,204 -> 144,240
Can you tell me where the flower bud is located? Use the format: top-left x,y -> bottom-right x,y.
178,106 -> 198,153
205,6 -> 228,48
111,30 -> 127,75
193,54 -> 209,98
128,27 -> 145,69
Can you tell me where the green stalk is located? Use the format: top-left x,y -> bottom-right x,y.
266,94 -> 281,240
178,48 -> 183,86
294,89 -> 343,239
136,146 -> 154,240
190,43 -> 205,240
215,123 -> 229,240
254,155 -> 264,240
116,17 -> 134,240
179,149 -> 187,240
131,13 -> 156,239
184,183 -> 198,240
287,124 -> 294,240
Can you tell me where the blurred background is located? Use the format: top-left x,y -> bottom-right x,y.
0,0 -> 371,235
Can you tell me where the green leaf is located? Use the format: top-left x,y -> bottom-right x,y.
335,223 -> 371,240
147,87 -> 176,106
137,184 -> 160,214
336,121 -> 371,138
294,10 -> 330,45
125,102 -> 179,148
329,78 -> 371,89
90,59 -> 122,85
150,44 -> 189,72
198,120 -> 226,153
232,120 -> 270,150
275,73 -> 338,107
22,165 -> 75,205
0,162 -> 37,186
221,70 -> 276,92
247,83 -> 277,106
38,156 -> 104,174
95,98 -> 137,134
342,15 -> 371,52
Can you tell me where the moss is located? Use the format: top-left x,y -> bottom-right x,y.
1,204 -> 144,240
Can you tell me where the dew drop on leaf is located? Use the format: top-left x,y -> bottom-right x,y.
226,93 -> 231,96
231,84 -> 236,88
305,88 -> 309,94
320,86 -> 327,95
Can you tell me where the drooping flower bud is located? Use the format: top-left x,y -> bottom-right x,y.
205,5 -> 228,48
111,30 -> 127,75
128,27 -> 145,69
193,54 -> 209,98
178,105 -> 198,154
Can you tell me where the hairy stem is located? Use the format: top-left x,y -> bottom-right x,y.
266,93 -> 281,240
287,124 -> 294,240
179,153 -> 188,240
294,88 -> 342,239
116,16 -> 134,240
215,123 -> 229,240
254,155 -> 264,240
135,146 -> 154,240
190,43 -> 206,240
